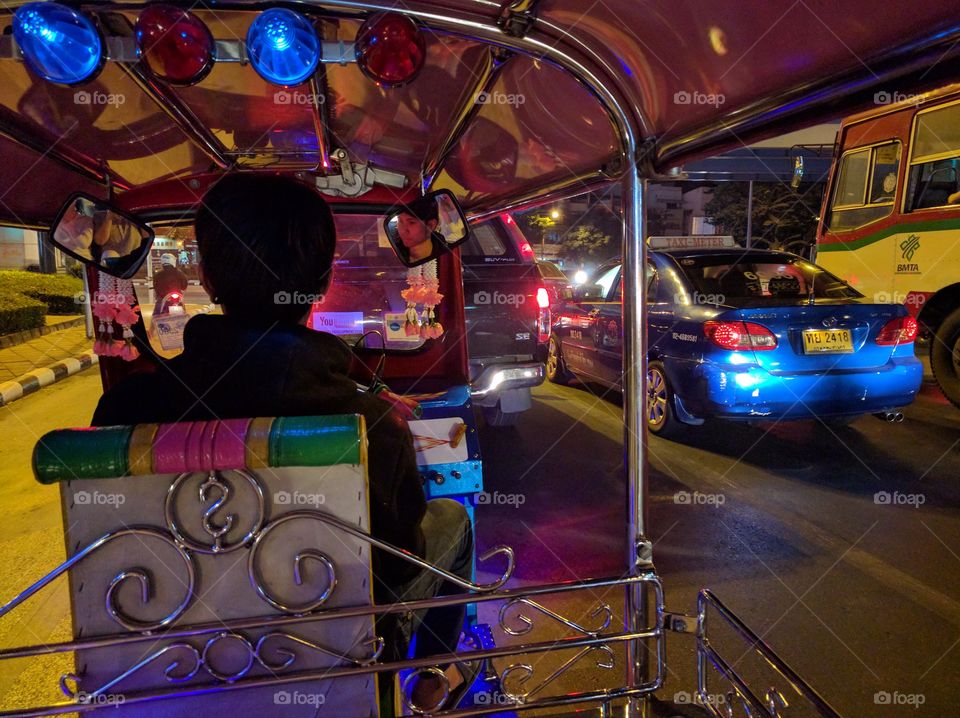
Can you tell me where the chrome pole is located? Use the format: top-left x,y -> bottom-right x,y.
622,167 -> 651,717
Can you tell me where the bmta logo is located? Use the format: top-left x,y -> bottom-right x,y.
900,234 -> 920,261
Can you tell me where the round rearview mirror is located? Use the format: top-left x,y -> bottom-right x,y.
383,189 -> 470,267
50,193 -> 154,278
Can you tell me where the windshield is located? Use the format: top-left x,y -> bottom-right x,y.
317,213 -> 427,350
675,254 -> 862,304
140,213 -> 425,357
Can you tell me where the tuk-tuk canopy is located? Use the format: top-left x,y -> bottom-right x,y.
1,0 -> 959,226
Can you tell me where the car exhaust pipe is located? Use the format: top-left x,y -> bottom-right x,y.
873,410 -> 904,423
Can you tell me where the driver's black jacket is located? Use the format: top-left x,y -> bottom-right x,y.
91,314 -> 427,588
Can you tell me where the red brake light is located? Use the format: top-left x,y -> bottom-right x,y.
876,316 -> 918,345
135,5 -> 215,85
354,13 -> 425,87
704,321 -> 778,351
169,292 -> 182,301
519,240 -> 536,261
536,287 -> 550,309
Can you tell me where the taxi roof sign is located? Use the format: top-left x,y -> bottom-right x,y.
647,235 -> 737,250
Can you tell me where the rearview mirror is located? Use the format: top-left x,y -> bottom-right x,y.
383,190 -> 470,267
50,193 -> 154,279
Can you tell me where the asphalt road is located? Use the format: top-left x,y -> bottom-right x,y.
0,364 -> 957,717
476,372 -> 960,717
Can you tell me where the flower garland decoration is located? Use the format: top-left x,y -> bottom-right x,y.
400,260 -> 443,339
92,270 -> 141,361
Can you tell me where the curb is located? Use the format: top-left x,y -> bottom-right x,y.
0,317 -> 86,350
0,353 -> 99,407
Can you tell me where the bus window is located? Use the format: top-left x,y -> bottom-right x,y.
904,103 -> 960,211
827,141 -> 901,231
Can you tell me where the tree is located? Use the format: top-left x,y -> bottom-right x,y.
706,182 -> 825,255
561,223 -> 613,264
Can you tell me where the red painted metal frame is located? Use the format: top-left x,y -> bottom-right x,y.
95,173 -> 466,392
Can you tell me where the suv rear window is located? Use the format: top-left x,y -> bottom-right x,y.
460,221 -> 519,264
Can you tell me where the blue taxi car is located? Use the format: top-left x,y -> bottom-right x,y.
546,244 -> 923,436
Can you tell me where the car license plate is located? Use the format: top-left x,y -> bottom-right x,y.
802,329 -> 853,354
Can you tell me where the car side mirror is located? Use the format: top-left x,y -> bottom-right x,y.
575,285 -> 603,301
50,193 -> 154,279
383,189 -> 470,267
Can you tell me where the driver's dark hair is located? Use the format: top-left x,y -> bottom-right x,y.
194,173 -> 336,323
405,195 -> 439,223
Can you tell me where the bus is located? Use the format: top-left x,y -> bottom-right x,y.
815,84 -> 960,409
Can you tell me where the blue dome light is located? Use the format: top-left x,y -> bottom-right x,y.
13,2 -> 103,85
246,9 -> 320,86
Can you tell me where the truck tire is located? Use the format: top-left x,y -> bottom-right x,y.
930,306 -> 960,409
483,403 -> 521,427
546,335 -> 573,385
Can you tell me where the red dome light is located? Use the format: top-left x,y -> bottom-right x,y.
354,13 -> 425,88
136,5 -> 215,86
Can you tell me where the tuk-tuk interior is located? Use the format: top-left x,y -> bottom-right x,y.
2,1 -> 960,716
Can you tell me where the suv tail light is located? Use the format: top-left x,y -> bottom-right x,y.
536,286 -> 551,343
876,316 -> 918,345
536,287 -> 550,309
704,321 -> 778,351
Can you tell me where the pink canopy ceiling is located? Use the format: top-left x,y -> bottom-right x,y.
0,0 -> 958,225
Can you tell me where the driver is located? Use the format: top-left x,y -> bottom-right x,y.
90,174 -> 475,705
396,196 -> 446,263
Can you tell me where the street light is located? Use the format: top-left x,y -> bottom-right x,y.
542,207 -> 562,260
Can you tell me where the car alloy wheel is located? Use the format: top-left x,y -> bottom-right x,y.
647,365 -> 668,429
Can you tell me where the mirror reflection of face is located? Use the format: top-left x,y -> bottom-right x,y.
54,198 -> 147,270
397,212 -> 438,261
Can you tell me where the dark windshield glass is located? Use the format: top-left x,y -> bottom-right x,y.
676,255 -> 861,304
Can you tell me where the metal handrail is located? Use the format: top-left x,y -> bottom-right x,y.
697,589 -> 844,718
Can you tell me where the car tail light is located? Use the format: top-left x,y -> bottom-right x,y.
519,240 -> 536,262
876,316 -> 918,345
703,321 -> 778,351
537,308 -> 551,344
536,287 -> 550,309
